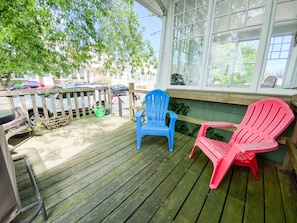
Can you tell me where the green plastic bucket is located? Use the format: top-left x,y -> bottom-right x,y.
93,107 -> 105,118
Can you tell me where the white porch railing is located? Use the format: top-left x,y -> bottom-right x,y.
0,86 -> 113,125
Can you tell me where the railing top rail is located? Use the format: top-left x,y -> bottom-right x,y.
0,86 -> 109,97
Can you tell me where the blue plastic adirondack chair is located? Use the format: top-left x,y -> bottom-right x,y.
135,89 -> 178,152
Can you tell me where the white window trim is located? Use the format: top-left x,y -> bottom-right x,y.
159,0 -> 297,96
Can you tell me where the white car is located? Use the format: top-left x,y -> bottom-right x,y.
13,84 -> 107,125
0,97 -> 16,125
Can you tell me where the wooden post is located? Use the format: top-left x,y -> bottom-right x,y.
118,96 -> 122,117
129,83 -> 135,120
108,86 -> 113,114
281,105 -> 297,171
291,118 -> 297,145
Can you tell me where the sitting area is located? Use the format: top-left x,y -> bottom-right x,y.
135,89 -> 178,152
1,88 -> 296,222
189,98 -> 295,190
0,112 -> 47,223
2,107 -> 38,151
8,116 -> 297,222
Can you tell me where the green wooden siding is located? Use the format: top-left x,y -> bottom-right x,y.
171,98 -> 296,163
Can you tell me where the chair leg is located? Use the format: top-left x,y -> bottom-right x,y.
137,139 -> 141,149
16,156 -> 48,222
234,155 -> 259,180
136,132 -> 142,150
210,159 -> 234,190
168,134 -> 174,152
189,144 -> 198,158
249,156 -> 259,180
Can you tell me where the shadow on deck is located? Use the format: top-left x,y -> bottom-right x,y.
12,116 -> 297,223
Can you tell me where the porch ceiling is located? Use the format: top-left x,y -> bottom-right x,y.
135,0 -> 166,17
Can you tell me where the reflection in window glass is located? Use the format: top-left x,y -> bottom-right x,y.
207,0 -> 264,88
172,38 -> 204,85
231,0 -> 248,12
185,10 -> 195,25
174,14 -> 183,27
175,1 -> 184,14
174,28 -> 183,40
185,24 -> 194,38
196,5 -> 208,20
246,7 -> 265,26
263,35 -> 293,87
194,22 -> 206,35
185,0 -> 196,11
213,16 -> 229,32
197,0 -> 208,5
275,1 -> 297,21
208,38 -> 259,87
171,0 -> 208,86
170,0 -> 296,90
249,0 -> 265,8
229,12 -> 246,29
215,0 -> 230,17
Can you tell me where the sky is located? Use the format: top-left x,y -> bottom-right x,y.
133,2 -> 162,58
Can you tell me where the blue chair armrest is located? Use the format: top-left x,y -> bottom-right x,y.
135,110 -> 145,119
168,110 -> 178,121
167,110 -> 178,130
135,110 -> 146,130
135,110 -> 145,123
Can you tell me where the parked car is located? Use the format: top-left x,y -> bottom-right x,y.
13,84 -> 107,125
12,81 -> 47,90
111,85 -> 129,96
0,97 -> 15,125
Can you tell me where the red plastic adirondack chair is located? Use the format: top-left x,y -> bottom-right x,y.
135,89 -> 178,152
189,98 -> 295,190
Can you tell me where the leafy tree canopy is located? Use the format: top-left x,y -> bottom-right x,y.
0,0 -> 156,88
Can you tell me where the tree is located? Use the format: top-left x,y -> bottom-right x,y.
211,41 -> 257,86
0,0 -> 156,89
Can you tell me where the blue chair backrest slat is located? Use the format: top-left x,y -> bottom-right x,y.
145,90 -> 170,125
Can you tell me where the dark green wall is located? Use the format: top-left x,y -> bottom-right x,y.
172,98 -> 296,164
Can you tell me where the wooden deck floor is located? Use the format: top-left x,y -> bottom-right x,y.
12,120 -> 297,223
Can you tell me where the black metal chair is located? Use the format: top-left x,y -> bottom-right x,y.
0,109 -> 47,223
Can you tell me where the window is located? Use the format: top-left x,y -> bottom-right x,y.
262,0 -> 297,89
208,39 -> 259,87
170,0 -> 297,91
263,35 -> 293,87
171,0 -> 208,86
208,0 -> 265,88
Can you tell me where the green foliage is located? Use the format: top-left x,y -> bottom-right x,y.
168,99 -> 226,140
168,99 -> 191,135
169,100 -> 189,116
0,0 -> 156,88
206,128 -> 226,141
211,41 -> 257,86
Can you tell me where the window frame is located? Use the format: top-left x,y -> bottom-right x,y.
167,0 -> 297,94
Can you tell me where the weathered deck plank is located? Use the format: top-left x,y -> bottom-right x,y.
100,134 -> 191,223
264,159 -> 286,223
220,166 -> 248,223
173,155 -> 211,223
150,150 -> 206,222
277,164 -> 297,223
54,135 -> 177,222
244,159 -> 265,223
124,137 -> 195,223
196,165 -> 231,223
12,119 -> 297,223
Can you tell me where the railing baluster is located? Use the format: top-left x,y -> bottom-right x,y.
0,85 -> 112,124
